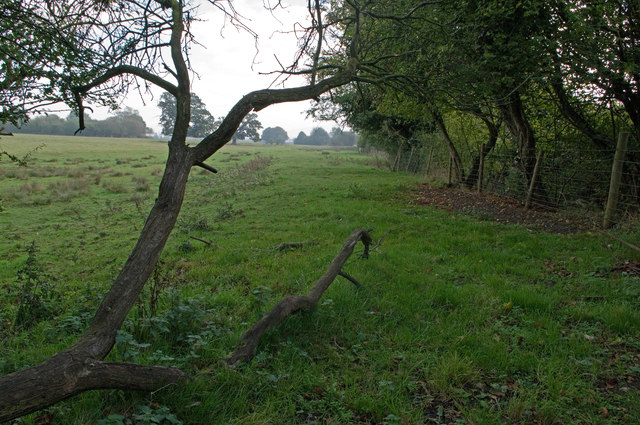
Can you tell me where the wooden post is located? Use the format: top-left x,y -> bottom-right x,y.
425,147 -> 434,175
603,132 -> 630,228
477,144 -> 486,193
448,156 -> 453,185
525,150 -> 544,209
406,145 -> 415,172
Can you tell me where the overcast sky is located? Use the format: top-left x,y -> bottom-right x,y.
90,0 -> 341,139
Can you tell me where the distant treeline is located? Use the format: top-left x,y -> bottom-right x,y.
3,107 -> 151,138
294,127 -> 357,146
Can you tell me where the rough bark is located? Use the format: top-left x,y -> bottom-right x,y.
226,228 -> 372,365
0,354 -> 189,421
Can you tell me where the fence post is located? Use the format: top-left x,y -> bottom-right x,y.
448,156 -> 453,185
525,150 -> 544,209
477,144 -> 486,194
425,147 -> 434,175
603,132 -> 630,228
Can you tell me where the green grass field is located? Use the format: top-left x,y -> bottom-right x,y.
1,134 -> 639,424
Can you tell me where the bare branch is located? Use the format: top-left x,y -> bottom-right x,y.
226,228 -> 372,365
75,65 -> 178,96
193,59 -> 359,162
194,161 -> 218,174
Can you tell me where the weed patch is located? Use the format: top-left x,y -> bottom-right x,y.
103,180 -> 129,194
4,242 -> 58,331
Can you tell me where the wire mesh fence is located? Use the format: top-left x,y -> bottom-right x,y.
384,132 -> 640,229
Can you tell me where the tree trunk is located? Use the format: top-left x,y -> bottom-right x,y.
500,90 -> 548,203
612,82 -> 640,143
550,78 -> 614,148
0,3 -> 361,415
431,109 -> 464,183
463,113 -> 499,189
0,144 -> 195,421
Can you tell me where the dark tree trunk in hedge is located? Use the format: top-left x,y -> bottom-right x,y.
463,113 -> 499,189
500,90 -> 549,204
431,109 -> 464,184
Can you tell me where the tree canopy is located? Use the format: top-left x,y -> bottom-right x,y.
261,126 -> 288,144
317,0 -> 638,188
294,127 -> 357,146
232,112 -> 262,143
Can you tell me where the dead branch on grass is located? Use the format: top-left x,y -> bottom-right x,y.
274,241 -> 316,251
226,228 -> 373,365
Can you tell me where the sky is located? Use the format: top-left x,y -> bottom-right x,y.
90,0 -> 342,139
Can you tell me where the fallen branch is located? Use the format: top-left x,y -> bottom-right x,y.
603,230 -> 640,254
338,271 -> 362,288
0,353 -> 189,422
274,241 -> 315,251
226,228 -> 372,365
190,236 -> 213,246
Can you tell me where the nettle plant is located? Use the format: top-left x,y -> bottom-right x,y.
12,241 -> 58,330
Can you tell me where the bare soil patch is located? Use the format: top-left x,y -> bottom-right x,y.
411,184 -> 586,234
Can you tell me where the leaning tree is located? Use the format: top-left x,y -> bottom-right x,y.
0,0 -> 375,420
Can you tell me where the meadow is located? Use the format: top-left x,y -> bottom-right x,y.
1,134 -> 639,424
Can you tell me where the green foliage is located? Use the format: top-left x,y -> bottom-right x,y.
157,92 -> 216,138
293,126 -> 357,147
96,404 -> 183,425
319,0 -> 637,192
3,109 -> 151,138
293,127 -> 332,146
330,127 -> 357,147
232,112 -> 262,143
261,126 -> 288,144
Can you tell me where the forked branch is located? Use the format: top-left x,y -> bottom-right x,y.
226,228 -> 372,365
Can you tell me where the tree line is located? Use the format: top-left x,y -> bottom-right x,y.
3,107 -> 151,138
294,127 -> 357,146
